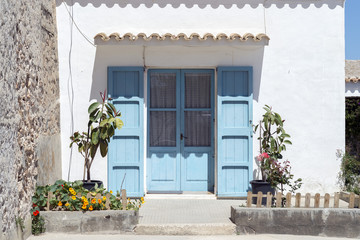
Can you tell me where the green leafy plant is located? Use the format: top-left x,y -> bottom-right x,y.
346,97 -> 360,159
30,205 -> 45,235
254,105 -> 301,194
70,90 -> 124,181
337,150 -> 360,195
31,180 -> 142,212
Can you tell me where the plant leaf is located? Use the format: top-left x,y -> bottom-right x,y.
107,126 -> 115,137
100,141 -> 108,157
91,129 -> 99,145
115,118 -> 124,129
90,143 -> 99,159
107,102 -> 117,115
88,102 -> 100,114
99,119 -> 109,127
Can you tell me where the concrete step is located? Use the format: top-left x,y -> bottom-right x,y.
134,223 -> 236,235
144,194 -> 216,200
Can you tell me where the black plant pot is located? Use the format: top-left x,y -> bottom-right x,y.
82,180 -> 103,191
250,180 -> 275,205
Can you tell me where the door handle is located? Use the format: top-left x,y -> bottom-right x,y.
180,133 -> 188,140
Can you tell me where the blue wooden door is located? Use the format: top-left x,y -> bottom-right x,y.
217,67 -> 253,197
108,67 -> 144,197
147,69 -> 181,192
147,69 -> 214,192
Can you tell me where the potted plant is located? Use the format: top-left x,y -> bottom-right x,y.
70,90 -> 123,190
252,105 -> 302,204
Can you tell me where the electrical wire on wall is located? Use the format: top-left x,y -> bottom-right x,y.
66,0 -> 75,182
62,1 -> 96,47
263,0 -> 268,35
62,0 -> 96,181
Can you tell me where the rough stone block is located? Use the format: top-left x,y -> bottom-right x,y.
41,210 -> 139,234
231,206 -> 360,238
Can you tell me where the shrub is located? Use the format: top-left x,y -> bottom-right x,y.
338,151 -> 360,195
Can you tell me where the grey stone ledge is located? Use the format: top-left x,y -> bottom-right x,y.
41,210 -> 139,234
231,206 -> 360,238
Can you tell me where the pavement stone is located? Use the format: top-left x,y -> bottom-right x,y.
139,198 -> 244,224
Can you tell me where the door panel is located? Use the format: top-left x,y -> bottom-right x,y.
147,69 -> 214,192
217,67 -> 253,197
108,67 -> 144,197
147,70 -> 181,192
181,70 -> 214,191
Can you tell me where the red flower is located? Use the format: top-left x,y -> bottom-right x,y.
32,203 -> 37,208
261,152 -> 270,159
33,210 -> 39,216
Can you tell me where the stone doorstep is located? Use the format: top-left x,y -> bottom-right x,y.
134,223 -> 236,235
231,207 -> 360,238
40,210 -> 139,234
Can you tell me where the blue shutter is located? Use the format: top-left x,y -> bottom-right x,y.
217,67 -> 253,197
108,67 -> 144,197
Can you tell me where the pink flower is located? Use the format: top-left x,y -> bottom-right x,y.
261,152 -> 270,159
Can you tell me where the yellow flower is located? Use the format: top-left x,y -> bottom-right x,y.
84,201 -> 89,206
110,190 -> 113,194
128,198 -> 130,202
69,188 -> 74,192
98,199 -> 102,204
65,203 -> 70,207
82,205 -> 86,209
72,191 -> 76,196
58,201 -> 62,206
89,205 -> 93,211
102,196 -> 106,201
141,197 -> 144,202
91,198 -> 96,204
81,196 -> 86,200
71,196 -> 76,200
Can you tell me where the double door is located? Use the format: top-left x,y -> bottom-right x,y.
147,69 -> 214,192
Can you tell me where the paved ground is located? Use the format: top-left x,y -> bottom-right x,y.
139,198 -> 244,224
27,233 -> 354,240
135,197 -> 244,235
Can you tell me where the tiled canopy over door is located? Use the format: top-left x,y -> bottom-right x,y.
108,67 -> 144,197
217,67 -> 253,197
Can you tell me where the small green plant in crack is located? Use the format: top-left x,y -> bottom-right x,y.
15,216 -> 25,232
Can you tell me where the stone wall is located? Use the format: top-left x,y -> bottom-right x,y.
0,1 -> 60,239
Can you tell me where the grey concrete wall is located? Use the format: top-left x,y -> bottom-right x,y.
0,1 -> 60,239
41,211 -> 139,233
231,207 -> 360,238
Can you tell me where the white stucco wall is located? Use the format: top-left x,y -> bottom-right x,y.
56,0 -> 345,194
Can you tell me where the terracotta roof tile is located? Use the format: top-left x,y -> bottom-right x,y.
94,32 -> 270,43
346,60 -> 360,83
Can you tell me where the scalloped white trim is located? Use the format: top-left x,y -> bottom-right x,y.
94,32 -> 270,42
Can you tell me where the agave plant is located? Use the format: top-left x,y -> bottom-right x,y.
70,90 -> 123,181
